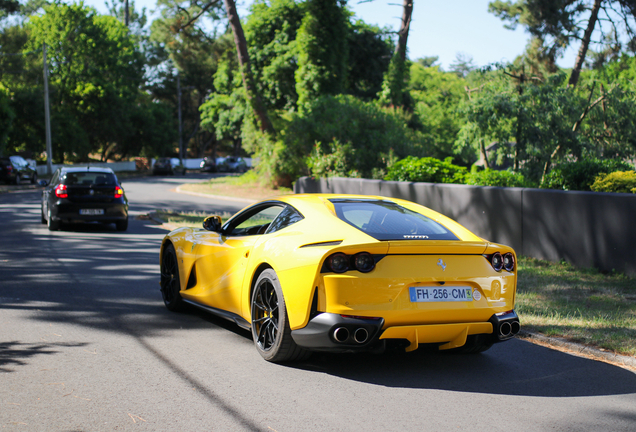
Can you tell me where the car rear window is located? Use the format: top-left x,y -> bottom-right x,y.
329,199 -> 458,241
63,172 -> 117,186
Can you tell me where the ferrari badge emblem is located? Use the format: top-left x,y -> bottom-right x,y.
437,259 -> 447,271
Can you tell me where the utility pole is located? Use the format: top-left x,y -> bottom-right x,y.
43,43 -> 53,175
125,0 -> 129,27
177,73 -> 183,167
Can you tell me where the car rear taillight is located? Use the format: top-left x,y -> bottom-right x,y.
353,252 -> 375,273
54,184 -> 68,198
327,253 -> 349,273
503,253 -> 515,271
114,186 -> 123,198
491,252 -> 504,272
325,252 -> 376,274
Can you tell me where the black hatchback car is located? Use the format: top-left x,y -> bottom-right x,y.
0,155 -> 38,184
41,167 -> 128,231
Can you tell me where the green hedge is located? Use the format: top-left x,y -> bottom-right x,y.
542,159 -> 633,191
384,156 -> 467,183
466,169 -> 527,187
590,171 -> 636,193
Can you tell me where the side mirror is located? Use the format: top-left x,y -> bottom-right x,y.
203,215 -> 223,232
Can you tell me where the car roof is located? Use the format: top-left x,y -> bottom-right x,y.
262,194 -> 483,243
60,166 -> 115,174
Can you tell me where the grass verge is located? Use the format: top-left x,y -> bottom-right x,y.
153,210 -> 231,229
516,256 -> 636,357
178,170 -> 293,200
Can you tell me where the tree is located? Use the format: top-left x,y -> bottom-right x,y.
489,0 -> 636,87
408,62 -> 469,162
223,0 -> 275,134
150,0 -> 227,157
25,3 -> 145,161
378,0 -> 413,107
295,0 -> 349,108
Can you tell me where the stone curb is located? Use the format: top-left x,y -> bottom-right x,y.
519,331 -> 636,371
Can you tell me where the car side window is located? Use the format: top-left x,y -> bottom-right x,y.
266,205 -> 304,234
226,205 -> 284,237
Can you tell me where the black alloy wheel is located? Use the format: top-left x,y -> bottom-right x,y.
160,244 -> 183,311
250,269 -> 309,362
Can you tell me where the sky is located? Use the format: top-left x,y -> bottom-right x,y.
78,0 -> 579,70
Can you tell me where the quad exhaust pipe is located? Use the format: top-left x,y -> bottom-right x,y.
333,327 -> 370,344
490,311 -> 521,341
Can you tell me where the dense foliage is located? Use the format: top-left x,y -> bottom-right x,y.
385,156 -> 468,184
590,171 -> 636,193
1,0 -> 635,189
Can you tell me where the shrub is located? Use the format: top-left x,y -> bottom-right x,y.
542,158 -> 633,191
284,95 -> 421,180
466,169 -> 527,187
590,171 -> 636,193
385,156 -> 468,183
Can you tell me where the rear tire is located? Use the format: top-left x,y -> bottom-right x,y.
14,174 -> 21,185
251,269 -> 310,362
31,173 -> 37,184
115,218 -> 128,231
47,208 -> 60,231
160,244 -> 184,311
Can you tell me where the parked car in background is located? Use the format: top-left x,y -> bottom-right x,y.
41,166 -> 128,231
0,156 -> 37,185
217,156 -> 248,173
200,157 -> 217,173
153,157 -> 185,175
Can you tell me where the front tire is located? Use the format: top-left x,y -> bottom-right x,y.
250,269 -> 310,362
160,243 -> 183,311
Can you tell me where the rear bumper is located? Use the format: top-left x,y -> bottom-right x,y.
292,311 -> 520,353
51,201 -> 128,223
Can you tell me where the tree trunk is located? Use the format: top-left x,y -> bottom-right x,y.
568,0 -> 602,88
223,0 -> 275,136
395,0 -> 413,62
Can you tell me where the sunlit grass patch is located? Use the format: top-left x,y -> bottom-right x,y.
517,256 -> 636,356
153,210 -> 232,228
180,171 -> 293,200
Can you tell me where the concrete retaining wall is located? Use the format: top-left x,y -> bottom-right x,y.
295,176 -> 636,276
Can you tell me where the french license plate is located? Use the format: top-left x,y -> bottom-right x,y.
410,286 -> 473,302
79,209 -> 104,215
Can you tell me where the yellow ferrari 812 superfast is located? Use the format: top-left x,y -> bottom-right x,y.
160,194 -> 520,362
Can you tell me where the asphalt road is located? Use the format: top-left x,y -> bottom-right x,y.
2,175 -> 636,431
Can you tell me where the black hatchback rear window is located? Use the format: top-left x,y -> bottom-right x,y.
330,199 -> 458,241
63,172 -> 117,186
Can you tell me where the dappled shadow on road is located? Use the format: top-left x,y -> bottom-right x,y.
0,341 -> 87,373
292,338 -> 636,398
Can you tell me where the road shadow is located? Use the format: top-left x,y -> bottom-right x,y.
292,338 -> 636,397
